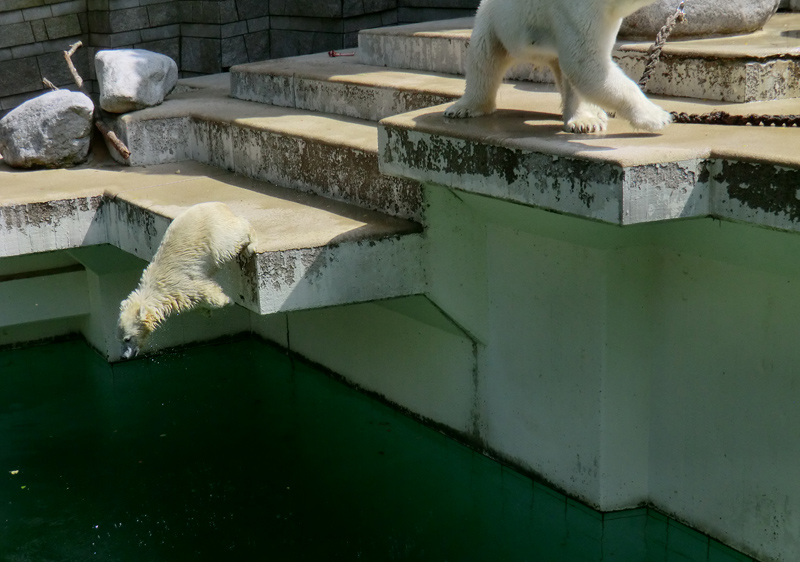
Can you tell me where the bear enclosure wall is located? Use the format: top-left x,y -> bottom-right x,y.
0,0 -> 480,117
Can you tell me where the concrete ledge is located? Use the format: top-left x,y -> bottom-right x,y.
230,53 -> 461,121
106,88 -> 424,222
379,101 -> 800,232
359,14 -> 800,102
0,160 -> 426,316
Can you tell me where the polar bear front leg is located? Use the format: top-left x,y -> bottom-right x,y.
550,63 -> 608,133
444,26 -> 512,119
560,55 -> 671,132
200,281 -> 234,309
553,15 -> 671,133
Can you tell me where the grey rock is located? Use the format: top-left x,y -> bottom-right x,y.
620,0 -> 780,39
0,90 -> 94,169
96,49 -> 179,113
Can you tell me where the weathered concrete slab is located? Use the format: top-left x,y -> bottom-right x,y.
231,53 -> 462,121
359,18 -> 471,76
105,88 -> 423,222
359,14 -> 800,102
379,94 -> 800,232
0,160 -> 425,315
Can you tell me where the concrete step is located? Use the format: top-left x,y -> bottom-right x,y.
0,159 -> 424,317
358,13 -> 800,102
230,52 -> 463,122
379,91 -> 800,232
105,84 -> 423,222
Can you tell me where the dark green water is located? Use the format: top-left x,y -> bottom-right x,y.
1,339 -> 751,562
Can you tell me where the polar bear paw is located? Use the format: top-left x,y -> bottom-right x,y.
565,107 -> 609,134
444,100 -> 491,119
629,104 -> 673,132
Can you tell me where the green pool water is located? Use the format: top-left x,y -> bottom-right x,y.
1,338 -> 751,561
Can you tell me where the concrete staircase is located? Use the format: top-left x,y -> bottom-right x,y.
4,14 -> 800,561
226,15 -> 800,232
355,15 -> 800,102
4,12 -> 800,360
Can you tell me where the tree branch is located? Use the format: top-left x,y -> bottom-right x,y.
63,41 -> 132,161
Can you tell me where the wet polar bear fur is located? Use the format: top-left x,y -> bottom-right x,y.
118,202 -> 257,359
444,0 -> 672,133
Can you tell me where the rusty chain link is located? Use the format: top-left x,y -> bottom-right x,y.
670,111 -> 800,127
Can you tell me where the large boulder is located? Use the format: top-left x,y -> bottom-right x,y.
96,49 -> 178,113
620,0 -> 780,39
0,90 -> 94,169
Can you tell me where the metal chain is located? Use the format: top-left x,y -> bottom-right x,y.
638,1 -> 686,90
638,1 -> 799,127
671,111 -> 800,127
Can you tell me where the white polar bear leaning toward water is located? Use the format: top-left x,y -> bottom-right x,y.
444,0 -> 672,133
117,202 -> 257,359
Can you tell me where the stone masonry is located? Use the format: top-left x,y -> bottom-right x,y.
0,0 -> 480,117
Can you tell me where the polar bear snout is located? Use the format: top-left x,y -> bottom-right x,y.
121,337 -> 140,360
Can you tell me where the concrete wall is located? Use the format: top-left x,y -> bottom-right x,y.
2,180 -> 799,560
252,185 -> 800,562
0,0 -> 479,116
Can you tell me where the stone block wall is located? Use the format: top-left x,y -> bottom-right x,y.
0,0 -> 91,115
397,0 -> 479,23
269,0 -> 396,60
0,0 -> 480,115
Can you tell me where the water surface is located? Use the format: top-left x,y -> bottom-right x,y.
0,339 -> 747,561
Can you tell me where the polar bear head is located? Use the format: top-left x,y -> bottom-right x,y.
117,290 -> 159,359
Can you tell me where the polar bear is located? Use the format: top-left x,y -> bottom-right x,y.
117,202 -> 257,359
444,0 -> 672,133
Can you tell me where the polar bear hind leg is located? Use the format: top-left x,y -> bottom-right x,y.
228,217 -> 257,258
208,215 -> 258,267
444,22 -> 512,118
243,224 -> 257,256
549,62 -> 608,133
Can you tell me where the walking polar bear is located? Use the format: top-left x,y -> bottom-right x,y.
117,202 -> 257,359
445,0 -> 672,133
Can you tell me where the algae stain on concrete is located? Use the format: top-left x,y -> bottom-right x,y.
718,160 -> 800,223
